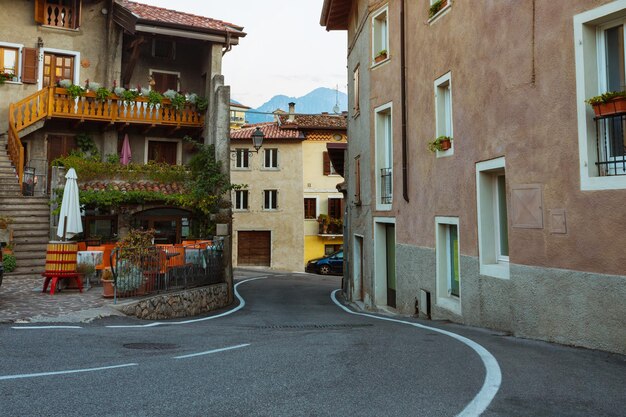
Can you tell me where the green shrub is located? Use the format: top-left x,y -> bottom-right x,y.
3,254 -> 16,272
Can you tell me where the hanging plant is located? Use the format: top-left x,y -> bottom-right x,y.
65,84 -> 85,100
147,90 -> 163,106
120,89 -> 139,104
195,96 -> 209,112
95,87 -> 112,102
170,93 -> 187,111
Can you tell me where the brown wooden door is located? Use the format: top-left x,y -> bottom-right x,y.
47,135 -> 77,187
148,141 -> 177,165
43,53 -> 74,87
238,231 -> 271,266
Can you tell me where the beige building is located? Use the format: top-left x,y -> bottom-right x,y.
322,0 -> 626,354
230,101 -> 250,130
231,105 -> 347,271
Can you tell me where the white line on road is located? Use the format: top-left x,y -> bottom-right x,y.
174,343 -> 250,359
331,290 -> 501,417
11,326 -> 83,330
105,276 -> 267,329
0,363 -> 138,381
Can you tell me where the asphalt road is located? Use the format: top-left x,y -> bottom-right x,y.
0,269 -> 624,417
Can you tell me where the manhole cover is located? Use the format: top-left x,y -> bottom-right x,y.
123,343 -> 178,350
256,324 -> 373,330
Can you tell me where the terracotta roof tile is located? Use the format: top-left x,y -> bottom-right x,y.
278,113 -> 347,129
80,181 -> 186,195
230,123 -> 304,140
120,0 -> 245,36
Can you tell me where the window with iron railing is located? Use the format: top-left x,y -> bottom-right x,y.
595,114 -> 626,176
380,168 -> 392,204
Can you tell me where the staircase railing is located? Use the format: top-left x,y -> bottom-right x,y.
7,123 -> 24,189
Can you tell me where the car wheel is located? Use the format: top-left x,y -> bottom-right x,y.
318,265 -> 331,275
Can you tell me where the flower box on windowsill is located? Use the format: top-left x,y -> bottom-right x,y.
374,52 -> 388,64
590,96 -> 626,118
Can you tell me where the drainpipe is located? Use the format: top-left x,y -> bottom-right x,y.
401,0 -> 409,202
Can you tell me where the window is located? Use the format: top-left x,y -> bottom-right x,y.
322,151 -> 337,175
235,149 -> 249,168
372,6 -> 389,64
325,244 -> 342,255
1,46 -> 18,75
304,198 -> 317,219
429,0 -> 451,21
434,72 -> 453,157
152,39 -> 176,60
354,155 -> 361,205
234,190 -> 248,210
436,217 -> 461,315
146,140 -> 179,165
264,148 -> 278,169
574,3 -> 626,189
150,70 -> 179,92
328,198 -> 342,220
353,66 -> 360,115
476,157 -> 509,279
35,0 -> 81,29
375,103 -> 393,209
263,190 -> 278,210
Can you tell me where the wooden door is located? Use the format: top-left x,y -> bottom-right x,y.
148,141 -> 177,165
43,53 -> 74,87
47,135 -> 77,187
152,71 -> 179,92
238,231 -> 271,266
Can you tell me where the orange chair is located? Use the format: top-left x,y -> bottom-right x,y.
77,242 -> 87,252
95,245 -> 114,272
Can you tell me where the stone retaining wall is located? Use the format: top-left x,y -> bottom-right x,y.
115,283 -> 230,320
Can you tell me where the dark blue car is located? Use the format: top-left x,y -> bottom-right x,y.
306,250 -> 343,275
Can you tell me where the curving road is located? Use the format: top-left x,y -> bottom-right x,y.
0,269 -> 624,417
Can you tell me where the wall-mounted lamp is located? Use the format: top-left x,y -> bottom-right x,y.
231,126 -> 264,157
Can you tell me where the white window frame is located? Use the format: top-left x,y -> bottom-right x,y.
263,148 -> 279,169
234,190 -> 249,211
574,1 -> 626,190
353,65 -> 360,116
234,148 -> 250,169
476,157 -> 510,280
38,47 -> 81,90
0,42 -> 23,83
435,216 -> 461,315
375,102 -> 393,211
429,0 -> 452,24
144,137 -> 183,165
263,189 -> 278,211
434,71 -> 453,158
371,5 -> 389,66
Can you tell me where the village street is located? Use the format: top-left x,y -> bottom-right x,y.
0,269 -> 624,417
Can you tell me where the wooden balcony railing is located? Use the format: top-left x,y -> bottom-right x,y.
7,87 -> 206,189
43,2 -> 77,29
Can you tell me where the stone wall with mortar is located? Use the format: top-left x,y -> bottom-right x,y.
115,283 -> 229,320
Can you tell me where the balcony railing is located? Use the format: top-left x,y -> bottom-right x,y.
595,114 -> 626,176
44,2 -> 77,29
380,167 -> 392,204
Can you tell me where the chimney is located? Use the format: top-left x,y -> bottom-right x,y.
288,102 -> 295,122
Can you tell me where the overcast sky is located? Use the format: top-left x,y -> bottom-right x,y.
138,0 -> 347,108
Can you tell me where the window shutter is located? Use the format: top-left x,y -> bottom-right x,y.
21,48 -> 38,84
34,0 -> 45,24
323,152 -> 330,175
74,0 -> 82,29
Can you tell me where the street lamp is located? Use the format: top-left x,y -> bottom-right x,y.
232,126 -> 265,157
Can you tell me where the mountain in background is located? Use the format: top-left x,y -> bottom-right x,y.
241,87 -> 348,124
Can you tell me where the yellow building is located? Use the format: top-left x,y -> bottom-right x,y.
230,102 -> 251,130
230,103 -> 347,271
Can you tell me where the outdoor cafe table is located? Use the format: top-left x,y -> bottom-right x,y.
77,250 -> 103,289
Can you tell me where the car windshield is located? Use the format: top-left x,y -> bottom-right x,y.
328,250 -> 343,259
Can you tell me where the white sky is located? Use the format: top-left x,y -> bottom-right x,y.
137,0 -> 347,108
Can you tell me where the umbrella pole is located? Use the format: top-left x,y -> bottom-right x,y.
62,216 -> 68,241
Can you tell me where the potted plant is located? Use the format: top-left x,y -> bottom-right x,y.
95,86 -> 112,103
65,83 -> 85,100
0,71 -> 14,85
429,0 -> 448,18
329,217 -> 343,234
2,242 -> 14,256
195,96 -> 209,112
3,253 -> 16,273
0,215 -> 13,244
317,214 -> 330,234
101,267 -> 114,298
147,90 -> 163,106
375,49 -> 388,63
586,91 -> 626,117
427,135 -> 453,152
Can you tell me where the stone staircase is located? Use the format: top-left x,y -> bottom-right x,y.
0,133 -> 50,278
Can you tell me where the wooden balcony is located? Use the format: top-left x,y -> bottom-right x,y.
42,2 -> 78,29
7,87 -> 206,188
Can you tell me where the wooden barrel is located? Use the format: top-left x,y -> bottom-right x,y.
45,242 -> 78,274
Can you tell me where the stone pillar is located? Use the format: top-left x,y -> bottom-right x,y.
101,130 -> 118,161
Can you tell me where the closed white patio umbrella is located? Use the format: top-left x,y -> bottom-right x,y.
56,168 -> 83,240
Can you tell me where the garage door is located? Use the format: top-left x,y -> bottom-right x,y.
238,231 -> 271,266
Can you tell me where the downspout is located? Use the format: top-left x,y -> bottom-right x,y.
222,30 -> 232,56
401,0 -> 409,202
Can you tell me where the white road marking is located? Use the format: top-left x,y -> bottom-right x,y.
106,276 -> 267,328
331,290 -> 501,417
12,326 -> 83,330
174,343 -> 250,359
0,363 -> 138,381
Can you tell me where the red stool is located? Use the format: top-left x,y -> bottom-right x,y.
42,272 -> 82,295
